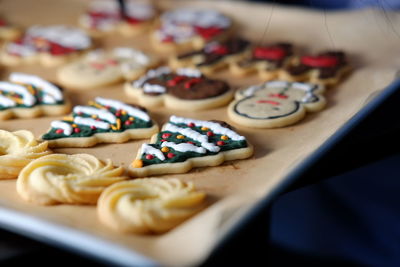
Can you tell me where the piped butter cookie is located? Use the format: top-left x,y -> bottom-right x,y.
0,73 -> 70,120
0,130 -> 50,179
17,153 -> 126,205
129,115 -> 253,177
98,178 -> 206,234
124,67 -> 233,110
57,47 -> 158,89
41,97 -> 158,148
228,81 -> 326,128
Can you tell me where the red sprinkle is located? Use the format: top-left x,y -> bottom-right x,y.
217,141 -> 225,146
301,55 -> 339,68
195,26 -> 223,40
125,120 -> 132,126
167,153 -> 175,158
184,78 -> 201,89
74,128 -> 81,133
160,139 -> 167,142
115,111 -> 121,117
188,122 -> 195,127
210,45 -> 229,55
145,154 -> 154,160
256,100 -> 280,105
167,76 -> 185,87
206,131 -> 214,137
269,93 -> 288,99
253,47 -> 286,60
90,126 -> 97,130
162,133 -> 172,139
55,129 -> 63,134
187,141 -> 195,145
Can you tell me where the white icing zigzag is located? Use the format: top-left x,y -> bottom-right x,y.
73,106 -> 116,124
161,141 -> 206,154
132,66 -> 171,88
0,81 -> 36,106
95,97 -> 150,122
74,116 -> 110,130
51,121 -> 73,135
140,144 -> 165,160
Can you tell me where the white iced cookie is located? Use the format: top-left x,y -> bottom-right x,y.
17,153 -> 126,205
57,47 -> 158,89
98,178 -> 206,234
0,130 -> 50,179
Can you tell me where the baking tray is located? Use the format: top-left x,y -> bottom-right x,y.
0,0 -> 399,266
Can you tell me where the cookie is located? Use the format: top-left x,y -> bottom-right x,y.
128,115 -> 253,177
57,47 -> 159,89
152,8 -> 233,52
98,178 -> 206,234
280,51 -> 351,86
230,43 -> 294,79
41,97 -> 158,148
125,67 -> 233,110
1,25 -> 92,67
16,153 -> 126,205
79,0 -> 156,37
228,81 -> 326,128
0,73 -> 71,120
169,38 -> 250,75
0,18 -> 20,41
0,130 -> 50,179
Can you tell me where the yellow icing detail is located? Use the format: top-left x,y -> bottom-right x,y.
111,125 -> 117,131
201,127 -> 209,131
177,135 -> 185,139
161,147 -> 169,153
121,110 -> 127,115
132,159 -> 143,168
129,117 -> 134,121
90,102 -> 104,109
91,114 -> 98,119
63,116 -> 73,121
72,124 -> 78,128
116,119 -> 121,130
221,135 -> 229,140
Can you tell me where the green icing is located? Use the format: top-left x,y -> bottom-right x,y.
42,105 -> 153,140
141,123 -> 248,166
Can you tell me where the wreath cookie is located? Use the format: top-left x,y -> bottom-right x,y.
125,67 -> 233,110
230,43 -> 294,79
0,18 -> 20,41
17,153 -> 126,205
79,0 -> 156,36
280,51 -> 351,86
0,73 -> 70,120
41,97 -> 158,148
57,47 -> 158,89
98,178 -> 206,234
169,38 -> 250,75
152,8 -> 233,52
228,81 -> 326,128
129,116 -> 253,177
1,25 -> 92,67
0,130 -> 50,179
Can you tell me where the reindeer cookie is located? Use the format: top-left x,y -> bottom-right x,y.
152,8 -> 233,52
79,0 -> 156,36
228,81 -> 326,128
1,25 -> 92,67
230,43 -> 294,79
125,67 -> 233,110
280,51 -> 350,86
0,18 -> 20,41
170,38 -> 250,75
57,47 -> 158,89
129,116 -> 253,177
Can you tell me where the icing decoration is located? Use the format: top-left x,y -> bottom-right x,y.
140,144 -> 165,160
253,47 -> 287,60
42,97 -> 153,140
301,55 -> 339,68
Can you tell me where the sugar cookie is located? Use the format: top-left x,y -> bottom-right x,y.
125,67 -> 233,110
152,8 -> 233,52
228,81 -> 326,128
98,178 -> 206,234
128,116 -> 253,177
1,25 -> 92,67
57,47 -> 158,89
79,0 -> 156,36
0,130 -> 50,179
41,97 -> 158,148
170,38 -> 250,75
17,153 -> 126,205
0,73 -> 71,120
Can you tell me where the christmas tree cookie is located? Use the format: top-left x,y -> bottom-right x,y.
228,81 -> 326,128
0,73 -> 70,120
124,67 -> 233,110
41,97 -> 158,148
129,116 -> 253,177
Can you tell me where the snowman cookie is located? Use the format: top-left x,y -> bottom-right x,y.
79,0 -> 156,36
169,38 -> 250,75
1,25 -> 92,67
41,97 -> 158,148
129,115 -> 253,177
0,73 -> 70,120
280,51 -> 350,86
57,47 -> 158,89
125,67 -> 233,110
152,8 -> 233,52
228,81 -> 326,128
230,43 -> 294,79
0,18 -> 20,41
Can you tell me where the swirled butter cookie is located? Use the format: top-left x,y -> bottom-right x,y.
41,97 -> 158,148
17,153 -> 126,205
98,178 -> 206,234
129,116 -> 253,177
0,72 -> 70,120
0,130 -> 50,179
125,67 -> 233,110
228,81 -> 326,128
